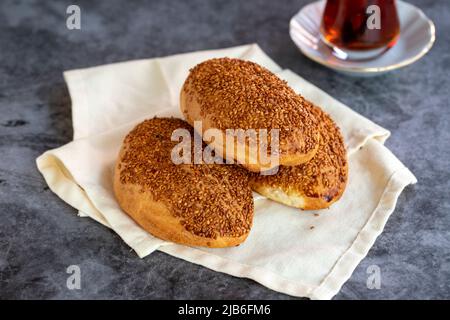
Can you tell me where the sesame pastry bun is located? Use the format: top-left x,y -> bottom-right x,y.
114,118 -> 254,248
249,102 -> 348,210
180,58 -> 320,173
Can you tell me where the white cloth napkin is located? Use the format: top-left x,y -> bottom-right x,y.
36,44 -> 417,299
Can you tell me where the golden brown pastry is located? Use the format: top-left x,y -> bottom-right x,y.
180,58 -> 320,173
114,117 -> 254,247
249,102 -> 348,210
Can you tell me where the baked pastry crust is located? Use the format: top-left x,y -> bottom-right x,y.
114,118 -> 254,247
249,102 -> 348,210
180,58 -> 320,173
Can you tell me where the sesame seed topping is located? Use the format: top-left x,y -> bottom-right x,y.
250,101 -> 348,202
183,58 -> 320,155
118,117 -> 254,239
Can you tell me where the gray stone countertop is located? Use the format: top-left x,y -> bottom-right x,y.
0,0 -> 449,299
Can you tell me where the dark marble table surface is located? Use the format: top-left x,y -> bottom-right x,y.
0,0 -> 449,299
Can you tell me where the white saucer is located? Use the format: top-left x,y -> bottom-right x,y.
289,0 -> 435,76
